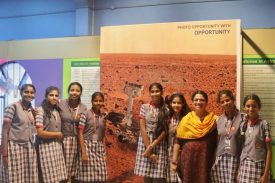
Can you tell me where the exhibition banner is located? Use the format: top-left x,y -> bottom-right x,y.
100,19 -> 241,182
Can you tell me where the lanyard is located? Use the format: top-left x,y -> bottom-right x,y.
91,109 -> 101,129
20,101 -> 35,125
52,109 -> 58,121
74,105 -> 80,121
225,119 -> 234,138
225,115 -> 236,139
224,110 -> 238,139
149,104 -> 159,119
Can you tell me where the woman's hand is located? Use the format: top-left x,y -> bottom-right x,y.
171,162 -> 177,172
56,132 -> 64,139
33,108 -> 39,117
150,154 -> 157,163
236,169 -> 240,183
81,153 -> 88,165
75,113 -> 81,122
143,144 -> 153,157
259,173 -> 269,183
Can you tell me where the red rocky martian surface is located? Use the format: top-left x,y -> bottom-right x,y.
101,53 -> 237,182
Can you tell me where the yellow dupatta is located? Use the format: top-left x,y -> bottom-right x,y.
176,111 -> 217,139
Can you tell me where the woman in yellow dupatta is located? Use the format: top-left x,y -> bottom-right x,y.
171,90 -> 217,183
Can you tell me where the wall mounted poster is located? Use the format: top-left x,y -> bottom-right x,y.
242,28 -> 275,175
100,20 -> 241,182
63,58 -> 100,108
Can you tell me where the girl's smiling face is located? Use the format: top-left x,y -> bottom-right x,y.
21,86 -> 35,103
219,94 -> 235,113
244,99 -> 260,119
69,84 -> 81,101
171,96 -> 183,114
92,95 -> 104,113
150,85 -> 162,104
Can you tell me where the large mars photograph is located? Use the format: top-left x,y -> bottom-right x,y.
100,20 -> 241,182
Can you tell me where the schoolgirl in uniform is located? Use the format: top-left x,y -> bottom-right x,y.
239,94 -> 272,183
134,82 -> 169,183
36,86 -> 67,183
167,93 -> 190,183
76,92 -> 108,182
211,90 -> 245,183
1,84 -> 38,183
59,82 -> 87,181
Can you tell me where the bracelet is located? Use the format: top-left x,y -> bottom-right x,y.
150,154 -> 157,158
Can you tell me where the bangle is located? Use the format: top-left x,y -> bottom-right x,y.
150,154 -> 156,158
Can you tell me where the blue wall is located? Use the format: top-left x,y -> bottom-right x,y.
94,0 -> 275,34
0,0 -> 275,40
0,0 -> 89,40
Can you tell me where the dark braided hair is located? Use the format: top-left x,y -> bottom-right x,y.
149,83 -> 169,140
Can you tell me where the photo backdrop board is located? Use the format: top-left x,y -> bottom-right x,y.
100,19 -> 241,182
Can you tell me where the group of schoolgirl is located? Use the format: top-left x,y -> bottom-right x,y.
134,82 -> 272,183
0,82 -> 108,183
